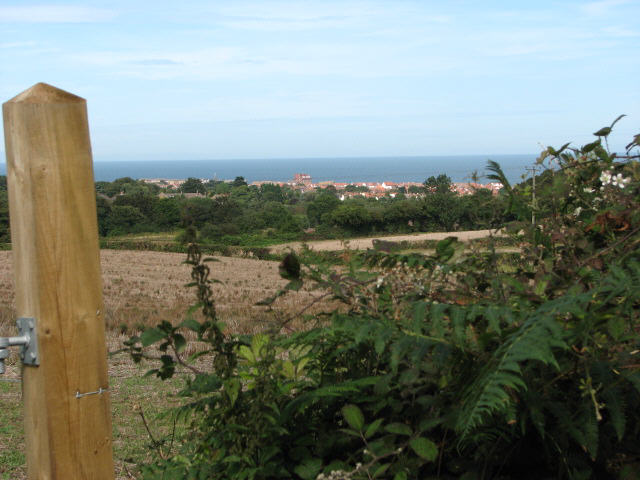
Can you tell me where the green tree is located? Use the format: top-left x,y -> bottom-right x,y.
307,191 -> 340,226
259,183 -> 285,203
180,197 -> 215,227
105,205 -> 145,235
423,173 -> 452,194
344,184 -> 369,193
152,197 -> 181,230
232,176 -> 248,188
330,202 -> 371,233
213,182 -> 232,195
419,174 -> 461,231
180,177 -> 206,194
113,191 -> 157,218
260,201 -> 300,233
458,188 -> 500,229
95,195 -> 112,236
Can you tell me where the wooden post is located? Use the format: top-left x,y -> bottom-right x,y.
3,83 -> 114,479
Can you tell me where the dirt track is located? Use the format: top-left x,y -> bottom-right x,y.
271,229 -> 502,253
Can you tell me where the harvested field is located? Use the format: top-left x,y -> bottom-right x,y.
0,249 -> 328,337
0,248 -> 332,479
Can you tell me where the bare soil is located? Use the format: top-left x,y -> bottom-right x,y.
271,228 -> 502,253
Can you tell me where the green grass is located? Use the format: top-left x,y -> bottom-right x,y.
110,361 -> 186,478
0,379 -> 25,479
0,359 -> 187,480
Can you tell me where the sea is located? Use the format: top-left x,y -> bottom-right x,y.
0,154 -> 536,185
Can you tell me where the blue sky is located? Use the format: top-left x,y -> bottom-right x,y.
1,1 -> 639,161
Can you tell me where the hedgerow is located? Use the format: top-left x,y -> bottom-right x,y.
126,120 -> 640,479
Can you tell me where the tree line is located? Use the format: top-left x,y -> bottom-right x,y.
0,173 -> 506,247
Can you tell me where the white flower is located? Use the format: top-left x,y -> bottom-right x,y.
583,187 -> 594,194
600,170 -> 613,185
611,173 -> 630,188
573,207 -> 583,217
600,170 -> 630,189
376,277 -> 384,288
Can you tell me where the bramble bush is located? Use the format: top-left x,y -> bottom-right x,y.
126,120 -> 640,479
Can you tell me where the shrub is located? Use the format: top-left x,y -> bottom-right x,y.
127,121 -> 640,479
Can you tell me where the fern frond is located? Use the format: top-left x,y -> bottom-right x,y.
281,377 -> 378,421
602,387 -> 626,442
455,308 -> 567,439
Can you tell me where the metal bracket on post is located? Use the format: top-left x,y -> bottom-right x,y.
0,317 -> 39,374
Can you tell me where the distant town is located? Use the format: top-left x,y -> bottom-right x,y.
141,173 -> 503,201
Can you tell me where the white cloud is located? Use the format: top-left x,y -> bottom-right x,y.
582,0 -> 630,16
68,40 -> 458,82
215,1 -> 449,31
0,41 -> 37,49
0,5 -> 116,23
601,26 -> 640,37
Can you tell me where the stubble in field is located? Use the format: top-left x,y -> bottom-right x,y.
0,248 -> 330,479
0,249 -> 325,337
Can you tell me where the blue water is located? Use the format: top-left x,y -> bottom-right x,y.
0,154 -> 536,184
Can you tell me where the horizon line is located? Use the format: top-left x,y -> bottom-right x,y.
0,152 -> 538,166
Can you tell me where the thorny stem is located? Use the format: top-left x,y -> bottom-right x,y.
278,291 -> 333,331
577,226 -> 640,271
138,407 -> 165,459
170,340 -> 204,375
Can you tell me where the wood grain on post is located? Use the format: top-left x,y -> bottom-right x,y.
3,83 -> 114,479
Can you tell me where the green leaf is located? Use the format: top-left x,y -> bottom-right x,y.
435,236 -> 458,261
582,139 -> 601,153
140,327 -> 167,346
173,333 -> 186,354
373,463 -> 390,478
251,333 -> 269,357
385,423 -> 412,436
593,126 -> 612,137
189,374 -> 222,393
225,378 -> 240,406
296,357 -> 310,374
178,318 -> 201,332
342,404 -> 365,431
609,113 -> 626,129
393,472 -> 408,480
279,252 -> 301,280
409,437 -> 438,462
365,418 -> 384,439
238,345 -> 255,363
607,317 -> 625,341
603,388 -> 625,442
284,279 -> 303,291
374,332 -> 387,355
282,360 -> 295,379
294,458 -> 322,480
